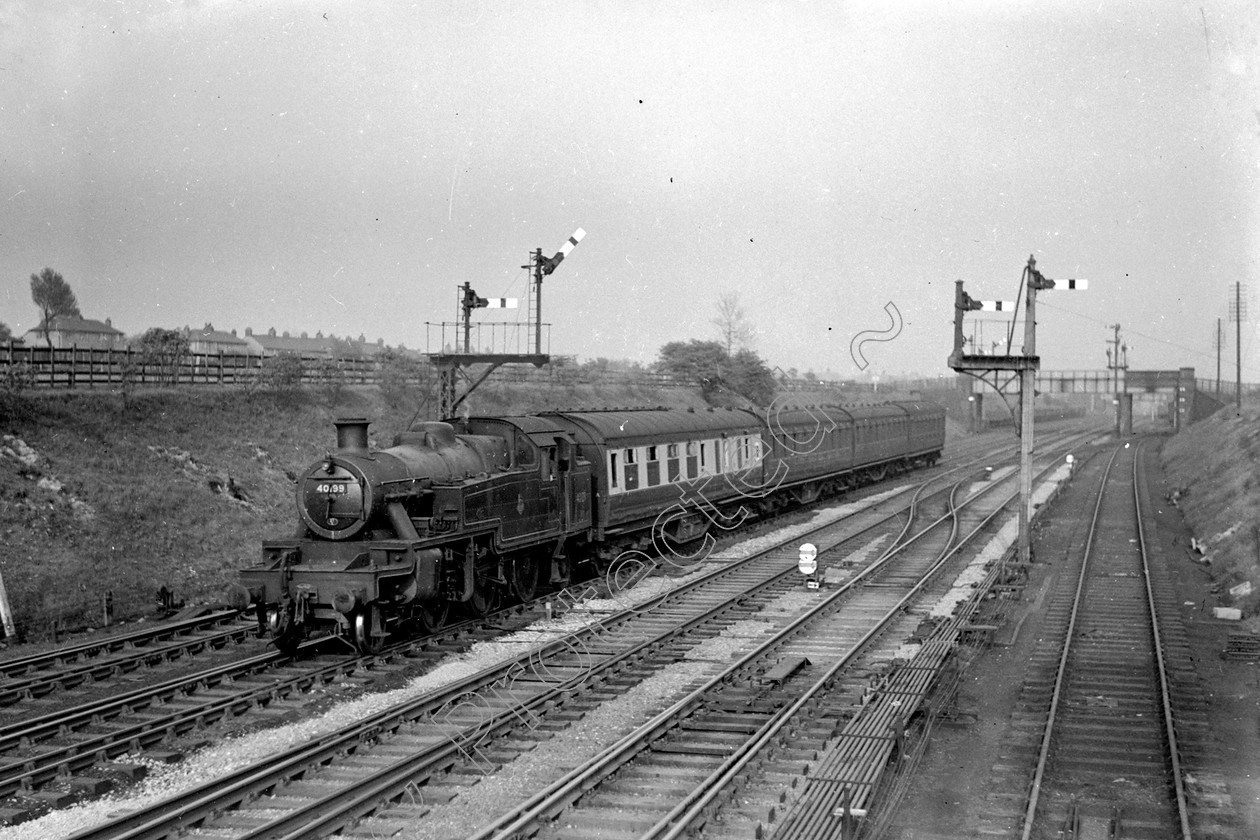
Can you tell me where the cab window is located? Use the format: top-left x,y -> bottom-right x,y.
515,434 -> 537,467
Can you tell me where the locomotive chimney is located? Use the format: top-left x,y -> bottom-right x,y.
334,417 -> 370,454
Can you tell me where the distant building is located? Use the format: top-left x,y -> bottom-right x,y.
343,333 -> 390,358
243,327 -> 393,359
243,327 -> 337,358
185,323 -> 252,355
23,316 -> 125,349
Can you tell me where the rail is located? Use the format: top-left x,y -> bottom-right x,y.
1019,441 -> 1191,840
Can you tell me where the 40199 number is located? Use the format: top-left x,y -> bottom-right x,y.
315,483 -> 349,494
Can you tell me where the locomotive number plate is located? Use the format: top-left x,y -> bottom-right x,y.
315,483 -> 349,494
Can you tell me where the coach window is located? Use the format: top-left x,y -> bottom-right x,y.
666,443 -> 680,482
646,445 -> 661,486
624,447 -> 640,491
685,441 -> 698,479
610,452 -> 619,490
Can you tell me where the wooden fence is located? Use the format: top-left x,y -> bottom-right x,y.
0,344 -> 376,388
0,343 -> 693,390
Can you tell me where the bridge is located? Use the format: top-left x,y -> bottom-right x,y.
963,366 -> 1233,434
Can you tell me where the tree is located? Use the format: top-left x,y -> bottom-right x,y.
378,349 -> 431,410
712,293 -> 755,355
726,349 -> 777,406
657,340 -> 729,394
0,322 -> 11,343
657,339 -> 778,407
30,268 -> 81,348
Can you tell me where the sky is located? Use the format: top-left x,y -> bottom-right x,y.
1,0 -> 1258,381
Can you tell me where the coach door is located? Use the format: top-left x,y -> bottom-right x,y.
557,436 -> 592,532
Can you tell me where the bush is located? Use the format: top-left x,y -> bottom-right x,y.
379,350 -> 431,411
0,360 -> 35,421
253,352 -> 305,392
313,357 -> 347,404
134,328 -> 190,385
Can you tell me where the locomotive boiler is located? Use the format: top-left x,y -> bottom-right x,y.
239,402 -> 945,654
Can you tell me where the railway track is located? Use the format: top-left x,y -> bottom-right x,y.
0,425 -> 1100,834
0,600 -> 561,814
27,437 -> 1089,840
0,609 -> 249,704
967,440 -> 1226,840
460,451 -> 1074,840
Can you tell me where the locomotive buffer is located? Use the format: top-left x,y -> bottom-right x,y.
430,228 -> 585,418
948,254 -> 1086,567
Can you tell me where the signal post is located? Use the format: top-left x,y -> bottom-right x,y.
948,255 -> 1085,567
429,229 -> 585,418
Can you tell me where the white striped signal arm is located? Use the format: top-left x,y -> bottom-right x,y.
559,227 -> 585,258
959,287 -> 1013,313
1046,278 -> 1088,290
543,227 -> 586,274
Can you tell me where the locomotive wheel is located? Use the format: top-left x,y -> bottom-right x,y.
465,575 -> 502,618
269,603 -> 304,655
414,599 -> 449,634
507,553 -> 539,602
352,602 -> 387,655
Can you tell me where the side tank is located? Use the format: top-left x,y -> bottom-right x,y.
296,418 -> 509,540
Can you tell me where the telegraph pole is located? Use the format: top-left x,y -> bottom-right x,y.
1216,318 -> 1222,399
1106,324 -> 1128,435
1230,282 -> 1246,414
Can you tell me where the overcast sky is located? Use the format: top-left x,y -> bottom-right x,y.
2,1 -> 1257,380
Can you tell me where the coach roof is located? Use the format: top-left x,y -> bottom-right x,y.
468,414 -> 575,448
546,407 -> 763,447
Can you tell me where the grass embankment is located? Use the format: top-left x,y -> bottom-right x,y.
1162,404 -> 1260,625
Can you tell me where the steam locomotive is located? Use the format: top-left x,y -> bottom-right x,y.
238,402 -> 945,653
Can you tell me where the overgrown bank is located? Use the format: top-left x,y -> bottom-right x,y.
1162,405 -> 1260,625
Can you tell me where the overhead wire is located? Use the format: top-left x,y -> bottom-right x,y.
1036,297 -> 1260,378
